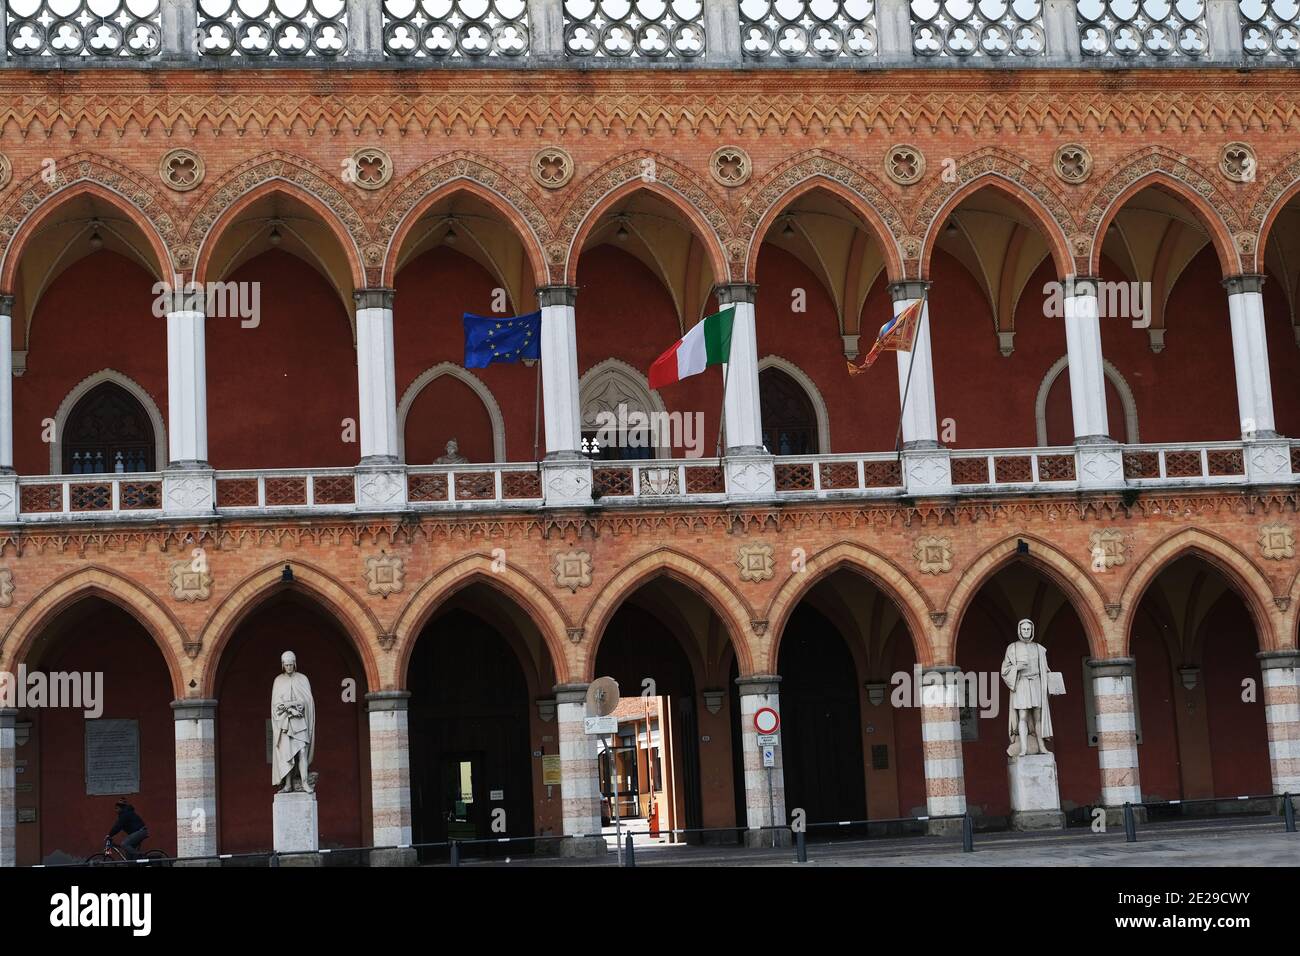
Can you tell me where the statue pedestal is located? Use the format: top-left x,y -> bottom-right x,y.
1007,753 -> 1065,830
273,791 -> 321,866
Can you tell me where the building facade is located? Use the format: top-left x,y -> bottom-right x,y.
1,0 -> 1300,864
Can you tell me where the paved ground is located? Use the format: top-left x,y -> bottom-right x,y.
447,816 -> 1300,867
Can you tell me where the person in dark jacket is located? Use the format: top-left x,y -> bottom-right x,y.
107,799 -> 149,859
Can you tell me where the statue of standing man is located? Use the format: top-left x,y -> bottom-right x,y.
271,651 -> 316,793
1000,619 -> 1056,757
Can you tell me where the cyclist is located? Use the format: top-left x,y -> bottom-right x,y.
106,798 -> 149,860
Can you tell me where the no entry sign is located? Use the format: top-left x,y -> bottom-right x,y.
753,707 -> 780,735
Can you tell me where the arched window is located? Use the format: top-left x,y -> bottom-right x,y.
580,359 -> 666,461
760,367 -> 819,455
62,382 -> 156,474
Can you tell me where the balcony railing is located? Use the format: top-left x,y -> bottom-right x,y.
4,439 -> 1295,523
0,0 -> 1292,65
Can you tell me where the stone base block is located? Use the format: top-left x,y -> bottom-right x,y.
558,835 -> 607,858
925,817 -> 966,837
1100,805 -> 1148,828
173,857 -> 223,868
743,828 -> 792,848
369,847 -> 417,867
273,790 -> 319,855
273,852 -> 323,868
1008,753 -> 1064,830
1010,809 -> 1066,831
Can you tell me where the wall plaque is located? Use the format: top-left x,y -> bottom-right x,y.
85,719 -> 140,795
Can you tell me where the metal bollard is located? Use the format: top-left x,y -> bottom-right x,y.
624,832 -> 636,868
450,840 -> 461,867
1123,802 -> 1137,843
1284,793 -> 1296,833
962,811 -> 974,853
269,853 -> 280,868
795,828 -> 807,863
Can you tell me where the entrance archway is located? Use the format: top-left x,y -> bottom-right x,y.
214,592 -> 369,857
406,582 -> 558,858
19,597 -> 176,865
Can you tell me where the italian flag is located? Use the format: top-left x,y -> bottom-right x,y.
648,307 -> 735,389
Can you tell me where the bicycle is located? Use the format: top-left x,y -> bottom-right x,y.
86,838 -> 171,867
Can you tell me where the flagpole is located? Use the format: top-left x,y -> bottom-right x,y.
714,303 -> 737,462
893,293 -> 927,468
532,356 -> 542,465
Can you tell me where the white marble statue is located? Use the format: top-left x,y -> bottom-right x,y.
435,439 -> 468,464
1000,619 -> 1056,757
271,651 -> 316,793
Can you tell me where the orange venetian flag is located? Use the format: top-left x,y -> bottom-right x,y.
847,296 -> 925,375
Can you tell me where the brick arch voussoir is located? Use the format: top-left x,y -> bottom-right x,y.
184,152 -> 370,286
738,151 -> 908,282
1083,149 -> 1243,277
0,566 -> 189,699
916,168 -> 1076,282
0,157 -> 181,290
390,554 -> 573,689
1249,150 -> 1300,273
581,547 -> 756,679
558,152 -> 733,285
1118,528 -> 1281,657
944,534 -> 1111,663
376,153 -> 552,287
196,560 -> 383,698
764,541 -> 936,669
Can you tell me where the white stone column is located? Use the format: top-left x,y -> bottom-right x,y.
1063,278 -> 1111,442
1088,659 -> 1143,812
1258,652 -> 1300,805
1063,278 -> 1126,489
716,284 -> 764,454
735,675 -> 790,847
919,667 -> 966,829
0,708 -> 15,867
538,286 -> 582,457
0,295 -> 13,472
889,281 -> 939,447
355,289 -> 400,464
890,282 -> 952,495
554,684 -> 606,856
167,308 -> 208,466
1224,275 -> 1277,439
716,285 -> 775,499
163,307 -> 215,516
171,699 -> 218,864
538,288 -> 593,506
366,692 -> 416,866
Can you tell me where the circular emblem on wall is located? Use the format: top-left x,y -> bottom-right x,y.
159,148 -> 204,192
1219,142 -> 1257,184
0,153 -> 11,190
350,148 -> 393,191
710,146 -> 752,188
531,148 -> 574,190
884,144 -> 925,186
1053,144 -> 1093,184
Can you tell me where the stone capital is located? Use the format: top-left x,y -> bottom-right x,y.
1087,657 -> 1136,678
171,698 -> 219,721
1221,274 -> 1266,296
716,283 -> 757,305
888,280 -> 930,303
537,285 -> 578,308
365,690 -> 412,712
353,288 -> 395,310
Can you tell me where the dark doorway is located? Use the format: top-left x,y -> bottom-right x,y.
409,608 -> 534,858
778,604 -> 867,828
760,366 -> 818,455
62,381 -> 156,474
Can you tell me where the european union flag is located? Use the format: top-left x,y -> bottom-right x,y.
463,311 -> 541,368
